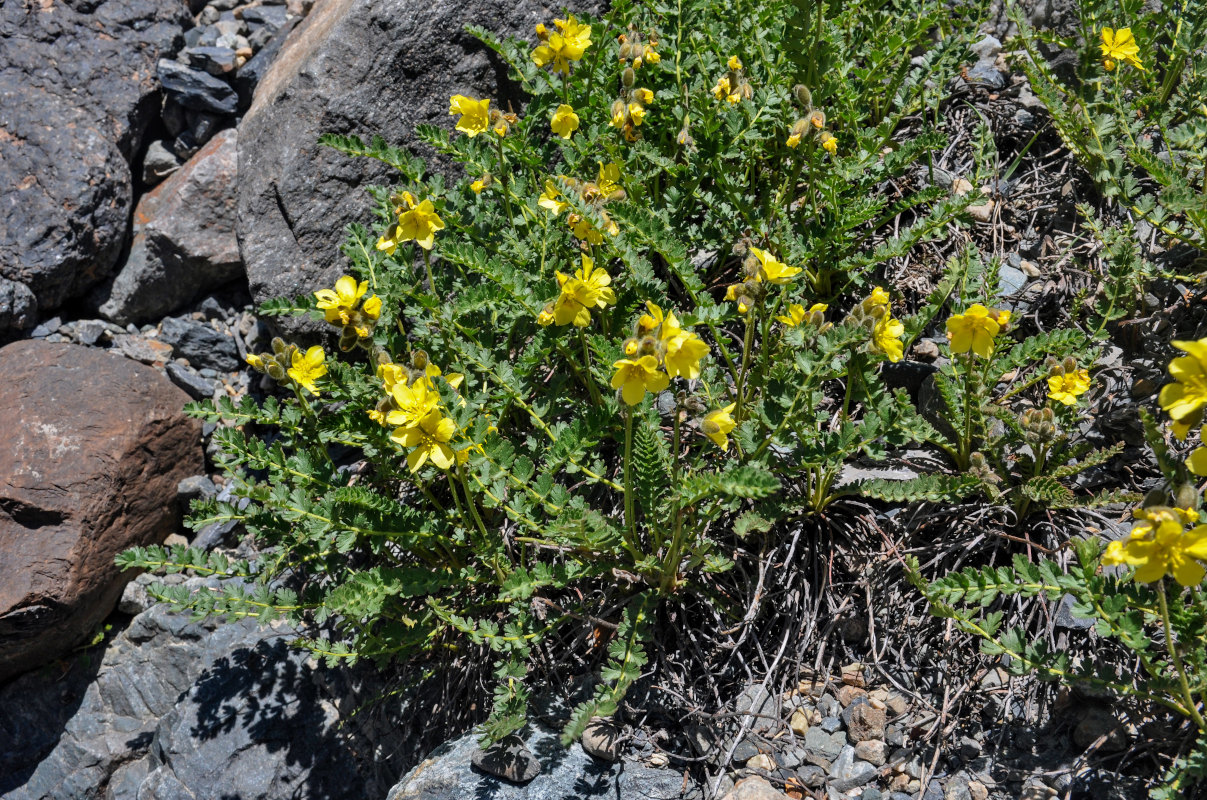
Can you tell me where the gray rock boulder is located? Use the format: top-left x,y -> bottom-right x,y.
0,340 -> 202,682
236,0 -> 598,333
0,583 -> 373,800
96,129 -> 241,325
0,0 -> 190,327
387,721 -> 688,800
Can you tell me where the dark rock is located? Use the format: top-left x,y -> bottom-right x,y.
0,0 -> 190,327
0,341 -> 201,681
804,727 -> 844,760
1073,706 -> 1128,751
142,139 -> 183,186
159,316 -> 241,371
187,109 -> 225,147
391,722 -> 686,799
193,519 -> 240,551
829,746 -> 877,791
237,0 -> 600,334
1055,593 -> 1095,630
0,583 -> 374,800
166,361 -> 219,400
242,4 -> 289,32
233,17 -> 298,110
157,58 -> 239,115
183,45 -> 239,76
471,734 -> 541,784
0,278 -> 37,332
581,718 -> 621,762
969,35 -> 1002,60
199,6 -> 221,25
820,715 -> 844,733
98,130 -> 241,325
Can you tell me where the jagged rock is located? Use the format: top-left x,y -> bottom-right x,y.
471,734 -> 542,784
0,582 -> 373,800
97,129 -> 241,325
0,0 -> 190,328
0,341 -> 202,681
183,45 -> 240,76
0,278 -> 36,332
157,58 -> 239,115
158,315 -> 241,372
581,718 -> 622,762
388,721 -> 687,799
236,0 -> 600,334
233,16 -> 298,109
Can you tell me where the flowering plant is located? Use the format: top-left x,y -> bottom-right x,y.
121,0 -> 988,750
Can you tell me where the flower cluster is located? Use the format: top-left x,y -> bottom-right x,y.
843,286 -> 904,362
1046,357 -> 1091,406
724,244 -> 802,314
785,91 -> 838,155
537,255 -> 616,327
450,94 -> 518,138
616,27 -> 660,69
377,191 -> 445,253
314,275 -> 383,350
610,78 -> 654,142
945,304 -> 1010,358
246,338 -> 328,396
538,163 -> 624,245
1099,26 -> 1143,72
712,55 -> 752,105
612,302 -> 709,405
370,351 -> 472,472
532,15 -> 592,74
1103,506 -> 1207,586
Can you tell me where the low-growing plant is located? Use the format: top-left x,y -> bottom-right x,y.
121,0 -> 1000,748
911,340 -> 1207,796
1010,0 -> 1207,262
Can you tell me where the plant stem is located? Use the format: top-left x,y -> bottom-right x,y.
1159,580 -> 1206,730
623,409 -> 637,546
495,134 -> 514,223
578,330 -> 604,405
734,312 -> 756,421
421,248 -> 435,294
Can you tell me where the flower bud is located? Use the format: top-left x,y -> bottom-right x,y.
623,337 -> 639,355
1174,483 -> 1200,511
267,362 -> 286,382
271,337 -> 287,356
411,349 -> 429,370
618,41 -> 633,60
1063,356 -> 1078,374
338,327 -> 359,352
809,110 -> 826,129
622,67 -> 636,88
739,80 -> 753,100
743,254 -> 760,277
793,84 -> 813,108
535,22 -> 548,40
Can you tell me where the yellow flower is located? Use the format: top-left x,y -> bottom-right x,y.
396,196 -> 445,251
633,88 -> 654,105
245,353 -> 264,370
386,378 -> 440,430
1102,507 -> 1207,586
867,286 -> 891,309
727,55 -> 742,70
377,362 -> 406,392
750,247 -> 801,284
288,345 -> 327,395
1188,447 -> 1207,477
786,133 -> 801,149
532,15 -> 592,74
946,304 -> 1004,358
550,104 -> 580,139
449,95 -> 490,137
643,45 -> 660,64
550,255 -> 616,327
394,410 -> 458,472
362,295 -> 382,321
702,403 -> 737,451
712,75 -> 731,101
537,307 -> 555,326
314,275 -> 368,326
777,303 -> 807,327
628,103 -> 646,126
1047,369 -> 1091,406
1100,27 -> 1144,71
1160,339 -> 1207,440
471,178 -> 487,194
611,355 -> 669,405
871,315 -> 904,362
597,162 -> 622,196
820,131 -> 837,155
538,179 -> 569,215
664,330 -> 709,380
569,213 -> 617,244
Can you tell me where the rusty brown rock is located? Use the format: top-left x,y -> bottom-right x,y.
0,340 -> 202,681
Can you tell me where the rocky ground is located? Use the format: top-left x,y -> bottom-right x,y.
0,0 -> 1192,798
